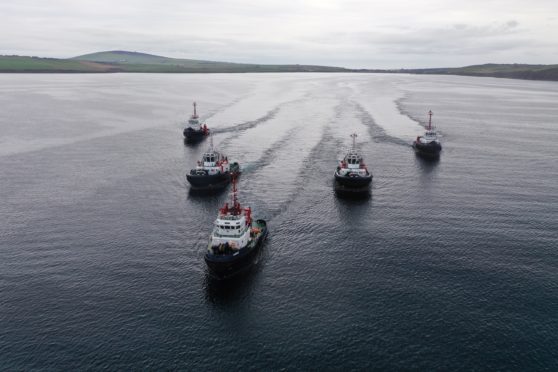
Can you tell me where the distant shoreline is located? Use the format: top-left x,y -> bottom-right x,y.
1,51 -> 557,81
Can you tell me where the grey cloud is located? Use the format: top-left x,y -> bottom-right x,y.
373,21 -> 525,55
1,1 -> 557,68
306,20 -> 527,57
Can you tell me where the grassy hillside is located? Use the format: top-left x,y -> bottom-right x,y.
402,64 -> 558,81
73,51 -> 186,64
73,51 -> 250,69
2,51 -> 557,81
72,50 -> 349,73
0,56 -> 116,72
0,51 -> 349,73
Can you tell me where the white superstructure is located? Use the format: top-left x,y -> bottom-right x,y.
192,137 -> 231,175
211,211 -> 250,251
336,133 -> 370,177
186,101 -> 208,132
417,110 -> 440,144
208,178 -> 253,252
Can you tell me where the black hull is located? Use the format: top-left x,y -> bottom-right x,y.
334,181 -> 370,197
187,172 -> 230,190
186,163 -> 240,190
334,172 -> 372,188
183,128 -> 208,143
413,141 -> 442,159
205,222 -> 268,279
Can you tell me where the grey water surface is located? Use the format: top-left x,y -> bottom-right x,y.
1,73 -> 557,370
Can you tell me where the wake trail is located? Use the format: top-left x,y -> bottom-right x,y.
212,107 -> 279,136
395,96 -> 446,139
259,124 -> 330,222
353,102 -> 411,147
239,127 -> 299,175
254,99 -> 345,223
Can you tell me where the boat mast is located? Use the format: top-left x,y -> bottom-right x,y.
193,102 -> 198,119
231,174 -> 240,214
428,110 -> 433,131
350,133 -> 358,150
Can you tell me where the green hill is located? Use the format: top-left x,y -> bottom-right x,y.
73,50 -> 186,64
71,50 -> 349,73
401,63 -> 558,81
0,55 -> 117,72
1,51 -> 557,81
0,50 -> 350,73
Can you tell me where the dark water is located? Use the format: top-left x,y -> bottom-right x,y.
1,73 -> 557,370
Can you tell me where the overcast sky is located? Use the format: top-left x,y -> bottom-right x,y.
1,0 -> 557,68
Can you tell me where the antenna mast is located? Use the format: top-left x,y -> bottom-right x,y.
350,133 -> 358,150
428,110 -> 433,130
193,102 -> 198,118
231,174 -> 239,214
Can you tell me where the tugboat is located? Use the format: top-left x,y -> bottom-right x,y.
186,136 -> 240,191
334,133 -> 373,196
204,176 -> 268,279
183,102 -> 209,143
412,110 -> 442,159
